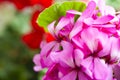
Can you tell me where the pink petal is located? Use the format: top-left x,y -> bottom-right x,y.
66,10 -> 81,24
81,57 -> 93,78
48,21 -> 56,37
50,41 -> 75,68
98,41 -> 111,57
33,54 -> 41,65
81,27 -> 108,53
93,24 -> 115,28
81,28 -> 98,53
113,64 -> 120,80
84,18 -> 94,25
93,15 -> 114,24
71,35 -> 84,49
40,41 -> 57,56
74,49 -> 84,67
33,66 -> 42,72
61,71 -> 77,80
93,58 -> 109,80
44,64 -> 59,80
33,54 -> 42,71
40,41 -> 47,48
55,17 -> 69,35
66,10 -> 82,15
40,41 -> 57,67
100,27 -> 117,35
78,71 -> 91,80
69,21 -> 83,39
110,38 -> 120,61
51,42 -> 60,51
69,1 -> 96,39
80,1 -> 96,20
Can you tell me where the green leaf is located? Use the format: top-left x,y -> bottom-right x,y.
37,1 -> 86,32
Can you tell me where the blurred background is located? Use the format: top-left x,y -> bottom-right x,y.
0,0 -> 120,80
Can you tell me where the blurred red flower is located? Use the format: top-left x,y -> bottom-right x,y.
21,0 -> 54,49
22,10 -> 55,49
0,0 -> 53,9
0,0 -> 54,49
22,11 -> 44,49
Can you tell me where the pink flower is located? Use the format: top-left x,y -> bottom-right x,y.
113,63 -> 120,80
33,0 -> 120,80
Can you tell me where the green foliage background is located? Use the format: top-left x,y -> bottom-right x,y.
0,10 -> 40,80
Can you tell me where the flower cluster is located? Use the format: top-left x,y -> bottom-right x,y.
33,0 -> 120,80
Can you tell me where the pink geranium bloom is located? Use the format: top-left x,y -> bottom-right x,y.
33,0 -> 120,80
71,27 -> 113,80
